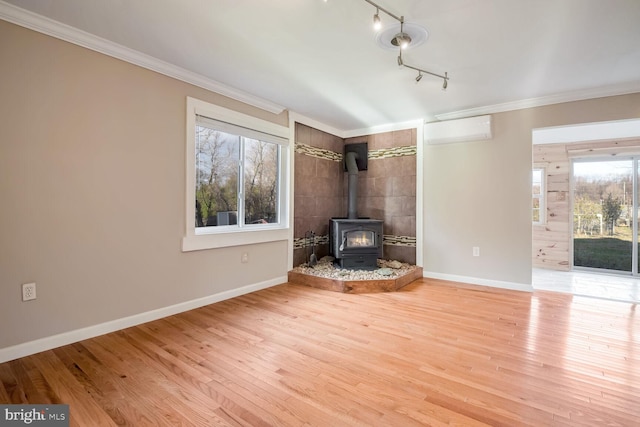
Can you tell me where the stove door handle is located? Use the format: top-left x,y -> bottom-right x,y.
339,236 -> 346,252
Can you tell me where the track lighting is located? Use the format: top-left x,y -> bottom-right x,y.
373,9 -> 381,30
362,0 -> 449,88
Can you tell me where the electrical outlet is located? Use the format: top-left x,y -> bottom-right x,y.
473,247 -> 480,257
241,252 -> 249,263
22,282 -> 36,301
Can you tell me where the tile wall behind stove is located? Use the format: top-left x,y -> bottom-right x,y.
293,123 -> 344,266
345,129 -> 417,265
293,123 -> 417,267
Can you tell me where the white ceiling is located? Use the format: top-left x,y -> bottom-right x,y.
3,0 -> 640,132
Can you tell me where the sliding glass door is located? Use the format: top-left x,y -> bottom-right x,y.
573,158 -> 637,274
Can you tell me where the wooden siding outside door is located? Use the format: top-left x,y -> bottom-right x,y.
533,139 -> 640,271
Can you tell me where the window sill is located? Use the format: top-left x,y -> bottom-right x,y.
182,227 -> 289,251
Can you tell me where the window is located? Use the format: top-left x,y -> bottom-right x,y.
532,167 -> 545,224
183,97 -> 290,251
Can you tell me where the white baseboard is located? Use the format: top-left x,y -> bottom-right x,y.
0,276 -> 287,364
422,271 -> 534,292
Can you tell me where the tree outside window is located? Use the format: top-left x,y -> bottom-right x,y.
195,126 -> 279,229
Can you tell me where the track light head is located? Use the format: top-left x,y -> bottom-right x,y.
373,9 -> 381,30
442,72 -> 448,90
391,32 -> 411,49
397,54 -> 403,66
415,72 -> 423,83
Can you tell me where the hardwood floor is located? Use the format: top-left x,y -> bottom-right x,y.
1,278 -> 639,426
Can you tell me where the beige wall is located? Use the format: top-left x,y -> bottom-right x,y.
0,21 -> 289,350
423,93 -> 640,286
424,109 -> 535,285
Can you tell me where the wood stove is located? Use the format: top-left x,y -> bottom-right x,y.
329,142 -> 383,269
330,218 -> 383,269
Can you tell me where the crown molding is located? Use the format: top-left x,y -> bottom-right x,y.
0,1 -> 286,115
435,82 -> 640,121
343,119 -> 425,139
289,112 -> 347,138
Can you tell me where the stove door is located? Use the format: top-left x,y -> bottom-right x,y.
340,229 -> 377,251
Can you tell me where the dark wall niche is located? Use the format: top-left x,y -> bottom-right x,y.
344,142 -> 368,171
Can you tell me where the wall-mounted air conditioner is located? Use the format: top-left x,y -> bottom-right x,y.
425,115 -> 492,145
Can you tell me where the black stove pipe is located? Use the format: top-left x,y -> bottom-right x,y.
345,151 -> 359,219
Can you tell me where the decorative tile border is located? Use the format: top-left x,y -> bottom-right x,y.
369,145 -> 417,159
294,143 -> 342,162
294,234 -> 416,249
383,235 -> 417,247
293,234 -> 330,250
295,143 -> 417,162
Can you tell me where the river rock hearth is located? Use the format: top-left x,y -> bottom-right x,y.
288,257 -> 423,293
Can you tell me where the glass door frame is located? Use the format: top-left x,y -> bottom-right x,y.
570,155 -> 639,276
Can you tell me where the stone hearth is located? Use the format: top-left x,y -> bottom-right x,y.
288,258 -> 423,294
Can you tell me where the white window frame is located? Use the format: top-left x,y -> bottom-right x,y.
182,97 -> 290,251
532,167 -> 546,225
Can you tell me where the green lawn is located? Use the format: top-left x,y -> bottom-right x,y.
574,226 -> 635,271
